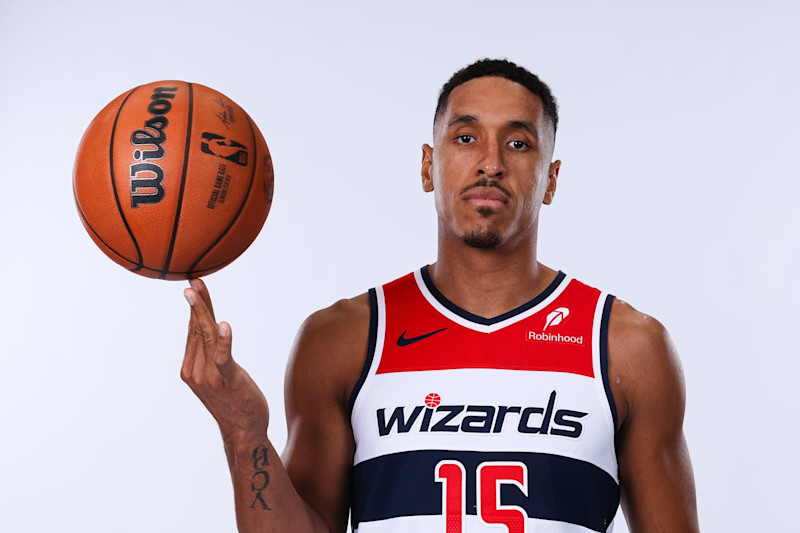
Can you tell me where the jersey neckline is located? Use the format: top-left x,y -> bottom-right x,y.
419,265 -> 567,327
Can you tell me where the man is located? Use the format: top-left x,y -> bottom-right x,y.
182,59 -> 699,532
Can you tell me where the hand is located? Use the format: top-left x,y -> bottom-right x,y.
181,278 -> 269,443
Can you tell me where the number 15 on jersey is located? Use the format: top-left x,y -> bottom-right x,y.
435,460 -> 529,533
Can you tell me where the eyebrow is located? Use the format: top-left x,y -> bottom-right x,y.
508,120 -> 539,138
447,114 -> 478,128
447,115 -> 539,138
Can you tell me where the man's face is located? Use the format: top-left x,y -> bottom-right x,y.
422,76 -> 560,250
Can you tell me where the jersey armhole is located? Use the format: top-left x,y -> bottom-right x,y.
599,294 -> 619,433
348,287 -> 379,416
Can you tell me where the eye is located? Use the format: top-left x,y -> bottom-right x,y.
455,134 -> 475,144
508,139 -> 529,150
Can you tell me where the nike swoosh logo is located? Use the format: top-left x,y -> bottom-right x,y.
397,327 -> 449,347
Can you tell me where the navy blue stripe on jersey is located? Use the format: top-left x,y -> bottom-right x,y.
599,294 -> 618,432
351,449 -> 619,532
420,266 -> 567,326
348,288 -> 379,416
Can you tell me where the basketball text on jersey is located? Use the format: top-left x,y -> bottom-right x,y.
376,390 -> 588,438
129,86 -> 178,208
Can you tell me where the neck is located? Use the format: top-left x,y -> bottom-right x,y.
429,226 -> 558,319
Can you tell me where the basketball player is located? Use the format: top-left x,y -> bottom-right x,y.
181,59 -> 699,532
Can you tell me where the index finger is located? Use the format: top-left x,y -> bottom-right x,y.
184,285 -> 221,367
188,277 -> 216,322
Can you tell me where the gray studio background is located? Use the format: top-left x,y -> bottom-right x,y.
1,1 -> 797,531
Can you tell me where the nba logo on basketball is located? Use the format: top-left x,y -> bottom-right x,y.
201,132 -> 248,166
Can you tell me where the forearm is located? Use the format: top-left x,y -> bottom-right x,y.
224,434 -> 330,533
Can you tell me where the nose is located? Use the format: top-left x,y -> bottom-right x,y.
477,141 -> 505,178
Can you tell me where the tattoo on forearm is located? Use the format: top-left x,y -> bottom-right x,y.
249,445 -> 272,511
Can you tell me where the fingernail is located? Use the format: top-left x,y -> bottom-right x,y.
184,290 -> 195,306
219,323 -> 229,337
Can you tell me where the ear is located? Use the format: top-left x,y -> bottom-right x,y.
421,144 -> 434,192
543,160 -> 561,205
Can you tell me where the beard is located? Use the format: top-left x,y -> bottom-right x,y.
460,226 -> 501,249
459,207 -> 503,249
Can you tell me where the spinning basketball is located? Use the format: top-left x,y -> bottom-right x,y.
73,81 -> 273,280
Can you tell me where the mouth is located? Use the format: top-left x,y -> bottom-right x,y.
461,183 -> 511,209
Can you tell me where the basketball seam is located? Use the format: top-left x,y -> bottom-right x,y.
186,110 -> 260,277
160,82 -> 194,280
109,86 -> 144,272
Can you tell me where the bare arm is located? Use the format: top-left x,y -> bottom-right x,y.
608,300 -> 699,532
281,295 -> 370,532
181,279 -> 363,532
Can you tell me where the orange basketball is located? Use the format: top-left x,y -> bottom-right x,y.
73,81 -> 273,280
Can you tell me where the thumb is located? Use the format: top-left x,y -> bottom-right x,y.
214,321 -> 235,376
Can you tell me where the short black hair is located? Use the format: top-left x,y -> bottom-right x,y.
434,58 -> 559,139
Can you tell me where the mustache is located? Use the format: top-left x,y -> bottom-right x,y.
459,178 -> 512,198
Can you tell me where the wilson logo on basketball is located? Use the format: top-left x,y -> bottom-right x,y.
129,86 -> 178,208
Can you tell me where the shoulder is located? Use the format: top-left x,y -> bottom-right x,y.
297,292 -> 371,343
607,298 -> 674,359
285,292 -> 372,410
606,298 -> 686,429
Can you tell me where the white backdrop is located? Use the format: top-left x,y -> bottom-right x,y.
1,1 -> 798,531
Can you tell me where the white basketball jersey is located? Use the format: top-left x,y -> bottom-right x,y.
348,268 -> 620,532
